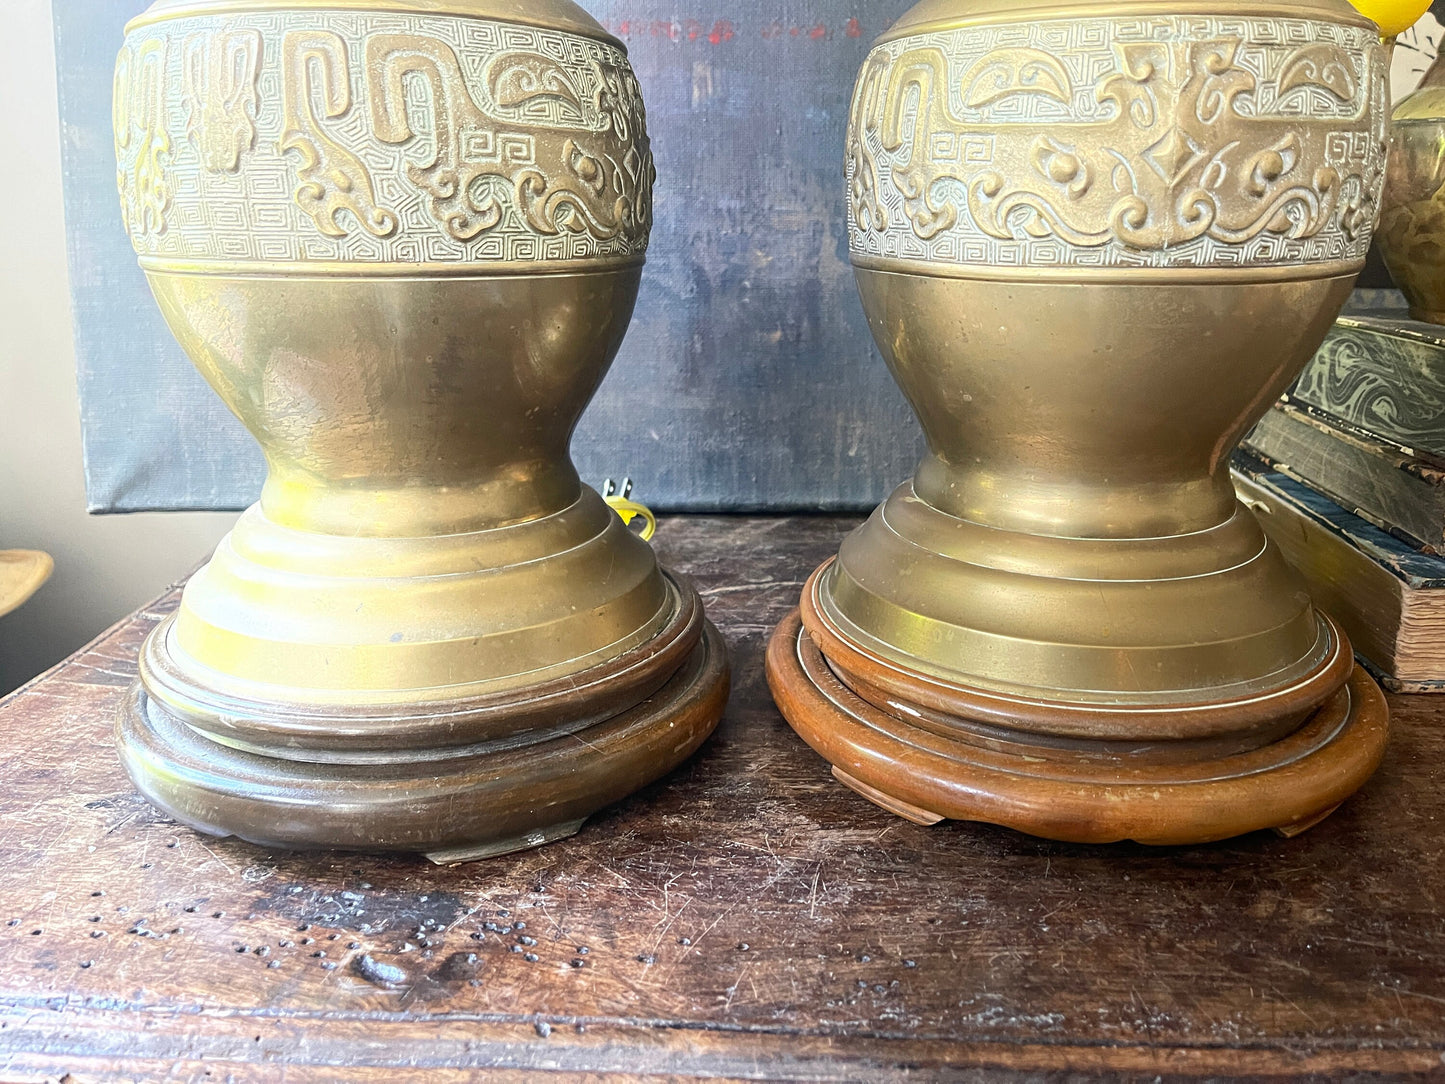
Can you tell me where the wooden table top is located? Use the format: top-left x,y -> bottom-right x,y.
2,515 -> 1443,1082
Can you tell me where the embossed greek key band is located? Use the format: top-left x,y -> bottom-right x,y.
114,10 -> 654,269
847,15 -> 1388,275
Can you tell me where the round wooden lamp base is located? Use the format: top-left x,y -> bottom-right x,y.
118,620 -> 728,864
766,610 -> 1389,846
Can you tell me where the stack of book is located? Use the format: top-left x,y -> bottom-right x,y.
1235,312 -> 1445,692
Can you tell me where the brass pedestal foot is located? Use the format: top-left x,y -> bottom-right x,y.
767,609 -> 1388,847
119,620 -> 728,859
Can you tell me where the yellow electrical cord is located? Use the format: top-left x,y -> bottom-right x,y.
602,479 -> 657,542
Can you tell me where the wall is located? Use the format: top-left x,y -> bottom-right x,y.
0,0 -> 235,695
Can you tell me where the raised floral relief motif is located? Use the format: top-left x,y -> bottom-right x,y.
845,53 -> 891,235
368,34 -> 521,241
489,53 -> 586,124
182,28 -> 262,173
517,58 -> 653,242
114,37 -> 173,237
1278,43 -> 1359,102
114,12 -> 652,265
367,38 -> 651,246
960,48 -> 1072,109
280,30 -> 399,240
847,15 -> 1388,270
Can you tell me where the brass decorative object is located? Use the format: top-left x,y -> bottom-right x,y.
0,551 -> 52,619
768,0 -> 1392,845
1379,50 -> 1445,322
112,0 -> 728,861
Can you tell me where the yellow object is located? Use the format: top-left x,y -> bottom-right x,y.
1348,0 -> 1432,36
0,550 -> 52,619
603,479 -> 657,542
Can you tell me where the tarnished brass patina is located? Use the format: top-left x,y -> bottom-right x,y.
1379,52 -> 1445,322
768,0 -> 1392,844
112,0 -> 728,860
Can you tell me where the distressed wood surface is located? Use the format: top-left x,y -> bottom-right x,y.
1,515 -> 1444,1082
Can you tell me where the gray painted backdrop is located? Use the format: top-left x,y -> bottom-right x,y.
56,1 -> 924,513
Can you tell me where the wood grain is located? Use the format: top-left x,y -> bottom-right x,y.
767,608 -> 1391,846
1,516 -> 1444,1081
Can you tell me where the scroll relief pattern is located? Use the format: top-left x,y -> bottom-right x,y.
1294,328 -> 1445,447
113,13 -> 653,264
846,16 -> 1388,270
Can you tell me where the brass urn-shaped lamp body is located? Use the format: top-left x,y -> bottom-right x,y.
768,0 -> 1391,844
1378,51 -> 1445,322
112,0 -> 728,859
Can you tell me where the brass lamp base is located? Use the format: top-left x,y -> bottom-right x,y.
767,578 -> 1389,847
120,589 -> 727,863
116,488 -> 729,861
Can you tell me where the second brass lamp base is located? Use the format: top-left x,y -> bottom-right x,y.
766,489 -> 1390,847
769,606 -> 1386,845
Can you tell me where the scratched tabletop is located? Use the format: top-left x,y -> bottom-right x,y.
1,515 -> 1443,1082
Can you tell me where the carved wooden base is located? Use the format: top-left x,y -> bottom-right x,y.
766,609 -> 1389,846
117,622 -> 728,863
